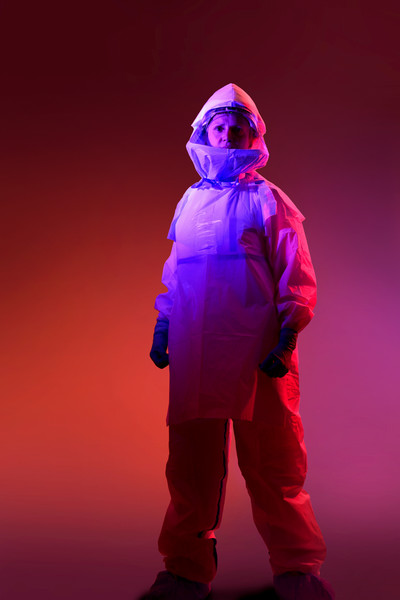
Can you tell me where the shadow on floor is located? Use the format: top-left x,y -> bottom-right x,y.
138,587 -> 278,600
211,587 -> 278,599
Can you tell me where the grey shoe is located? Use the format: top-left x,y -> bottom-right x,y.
142,570 -> 211,599
273,572 -> 335,600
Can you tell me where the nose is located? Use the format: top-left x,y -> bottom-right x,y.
223,128 -> 236,147
227,127 -> 235,141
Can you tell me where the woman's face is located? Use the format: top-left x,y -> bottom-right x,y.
207,112 -> 253,149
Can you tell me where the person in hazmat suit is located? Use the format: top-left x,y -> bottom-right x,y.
147,83 -> 334,600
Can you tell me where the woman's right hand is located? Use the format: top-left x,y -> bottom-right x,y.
150,319 -> 169,369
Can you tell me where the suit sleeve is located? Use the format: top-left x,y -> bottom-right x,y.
154,242 -> 177,321
265,189 -> 317,333
153,189 -> 191,321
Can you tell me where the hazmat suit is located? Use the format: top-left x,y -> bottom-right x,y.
150,84 -> 328,592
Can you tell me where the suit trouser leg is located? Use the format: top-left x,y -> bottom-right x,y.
233,417 -> 327,576
158,419 -> 230,584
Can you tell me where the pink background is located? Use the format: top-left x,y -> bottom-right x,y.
1,1 -> 399,599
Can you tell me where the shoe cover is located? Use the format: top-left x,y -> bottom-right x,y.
143,570 -> 211,600
273,573 -> 335,600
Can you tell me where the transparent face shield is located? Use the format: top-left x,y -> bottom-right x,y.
204,106 -> 257,132
191,107 -> 259,146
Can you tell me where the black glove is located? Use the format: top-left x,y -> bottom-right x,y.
150,318 -> 169,369
259,328 -> 298,378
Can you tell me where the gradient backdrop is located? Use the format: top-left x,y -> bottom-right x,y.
1,1 -> 399,599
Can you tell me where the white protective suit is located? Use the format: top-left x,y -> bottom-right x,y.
153,84 -> 327,585
155,83 -> 317,427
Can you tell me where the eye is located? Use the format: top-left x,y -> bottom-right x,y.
215,125 -> 224,132
232,126 -> 244,135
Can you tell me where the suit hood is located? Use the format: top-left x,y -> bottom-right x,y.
191,83 -> 266,136
187,83 -> 269,181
